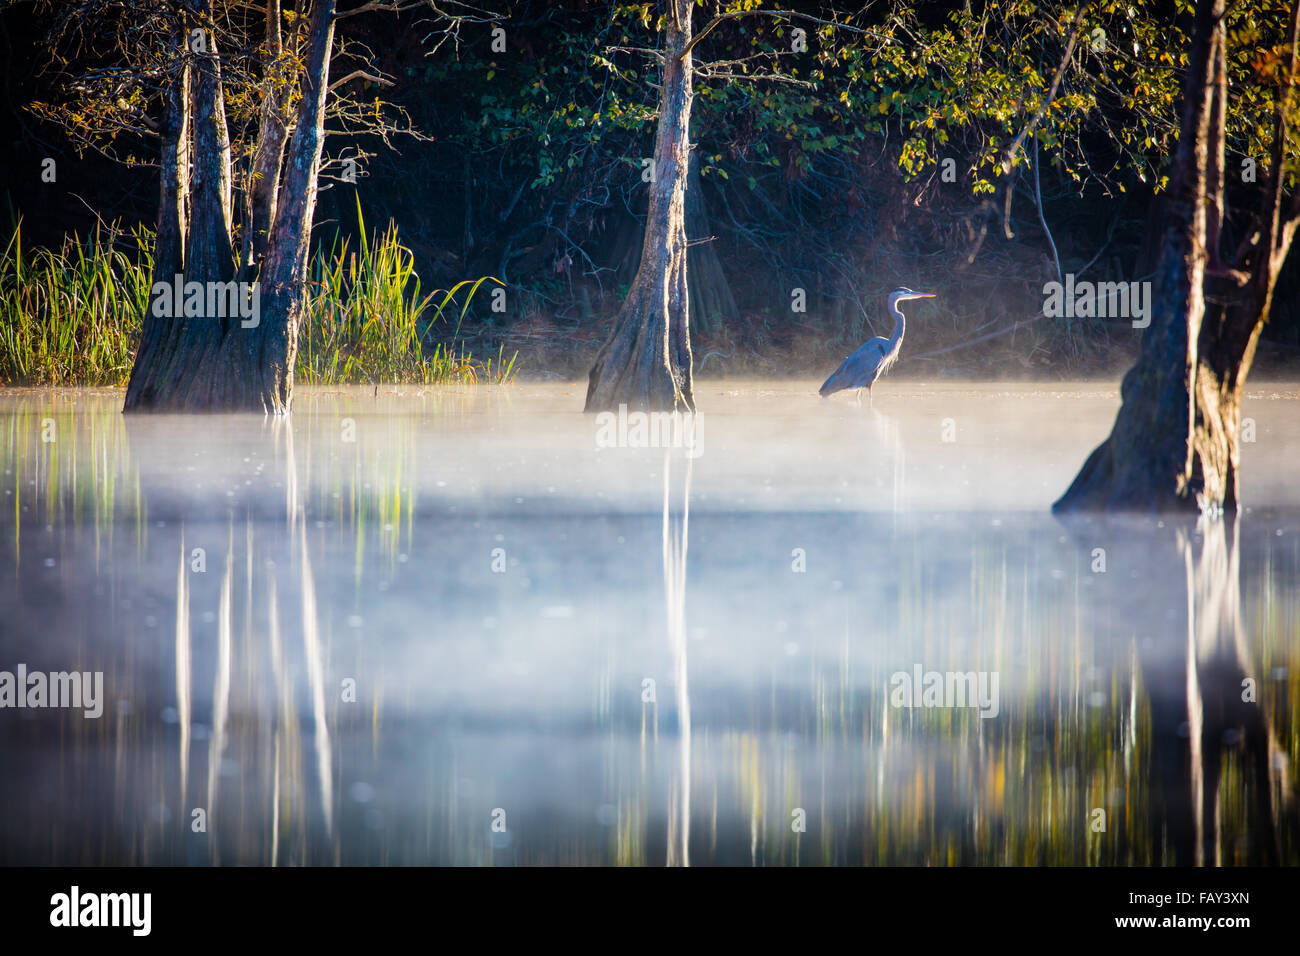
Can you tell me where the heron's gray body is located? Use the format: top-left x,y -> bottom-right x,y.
819,288 -> 933,399
818,332 -> 901,397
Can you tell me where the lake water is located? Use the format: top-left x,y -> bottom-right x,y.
0,381 -> 1296,865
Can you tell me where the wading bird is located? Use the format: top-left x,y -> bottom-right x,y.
818,288 -> 935,404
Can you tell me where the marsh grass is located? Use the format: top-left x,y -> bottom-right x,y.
299,202 -> 514,386
0,220 -> 151,385
0,207 -> 516,388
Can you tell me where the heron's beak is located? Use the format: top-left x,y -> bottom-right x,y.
916,292 -> 936,298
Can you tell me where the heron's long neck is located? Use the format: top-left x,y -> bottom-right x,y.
889,302 -> 905,345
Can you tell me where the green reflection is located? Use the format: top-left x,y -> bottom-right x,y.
0,389 -> 1295,866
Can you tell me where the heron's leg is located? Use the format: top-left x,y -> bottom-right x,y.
868,386 -> 874,408
854,388 -> 863,407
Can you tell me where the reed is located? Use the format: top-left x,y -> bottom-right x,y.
0,206 -> 515,387
298,199 -> 514,386
0,219 -> 150,385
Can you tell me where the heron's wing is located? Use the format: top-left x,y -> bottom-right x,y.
819,338 -> 889,396
849,337 -> 890,364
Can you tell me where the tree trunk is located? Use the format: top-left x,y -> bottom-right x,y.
1191,0 -> 1300,510
217,0 -> 337,414
186,5 -> 234,294
124,7 -> 234,411
585,0 -> 696,413
1054,0 -> 1299,513
123,17 -> 189,409
239,0 -> 292,278
124,0 -> 337,414
611,153 -> 738,338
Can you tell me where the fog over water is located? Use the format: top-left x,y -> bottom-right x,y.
1,381 -> 1297,865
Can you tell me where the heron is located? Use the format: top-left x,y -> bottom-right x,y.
818,287 -> 935,403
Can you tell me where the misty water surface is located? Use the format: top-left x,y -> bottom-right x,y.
0,381 -> 1297,865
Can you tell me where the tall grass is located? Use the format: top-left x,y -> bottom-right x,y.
299,200 -> 515,386
0,220 -> 151,385
0,208 -> 516,387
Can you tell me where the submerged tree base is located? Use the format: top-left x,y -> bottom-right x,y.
123,344 -> 293,415
1052,356 -> 1205,515
585,275 -> 695,413
123,282 -> 299,415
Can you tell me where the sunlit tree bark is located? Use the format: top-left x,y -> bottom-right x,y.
124,0 -> 337,413
239,0 -> 294,278
124,2 -> 233,411
220,0 -> 338,413
585,0 -> 696,413
123,14 -> 189,410
1055,0 -> 1300,512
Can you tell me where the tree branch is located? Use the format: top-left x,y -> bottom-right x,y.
328,69 -> 393,90
1001,6 -> 1084,174
334,0 -> 426,20
680,9 -> 890,61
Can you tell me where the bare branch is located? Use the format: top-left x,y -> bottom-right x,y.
334,0 -> 426,21
329,69 -> 393,90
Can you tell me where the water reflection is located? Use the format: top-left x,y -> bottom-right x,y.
663,449 -> 692,866
0,385 -> 1295,865
862,408 -> 905,515
1181,518 -> 1286,864
1061,511 -> 1296,865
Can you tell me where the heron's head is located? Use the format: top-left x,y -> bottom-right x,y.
890,287 -> 936,304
